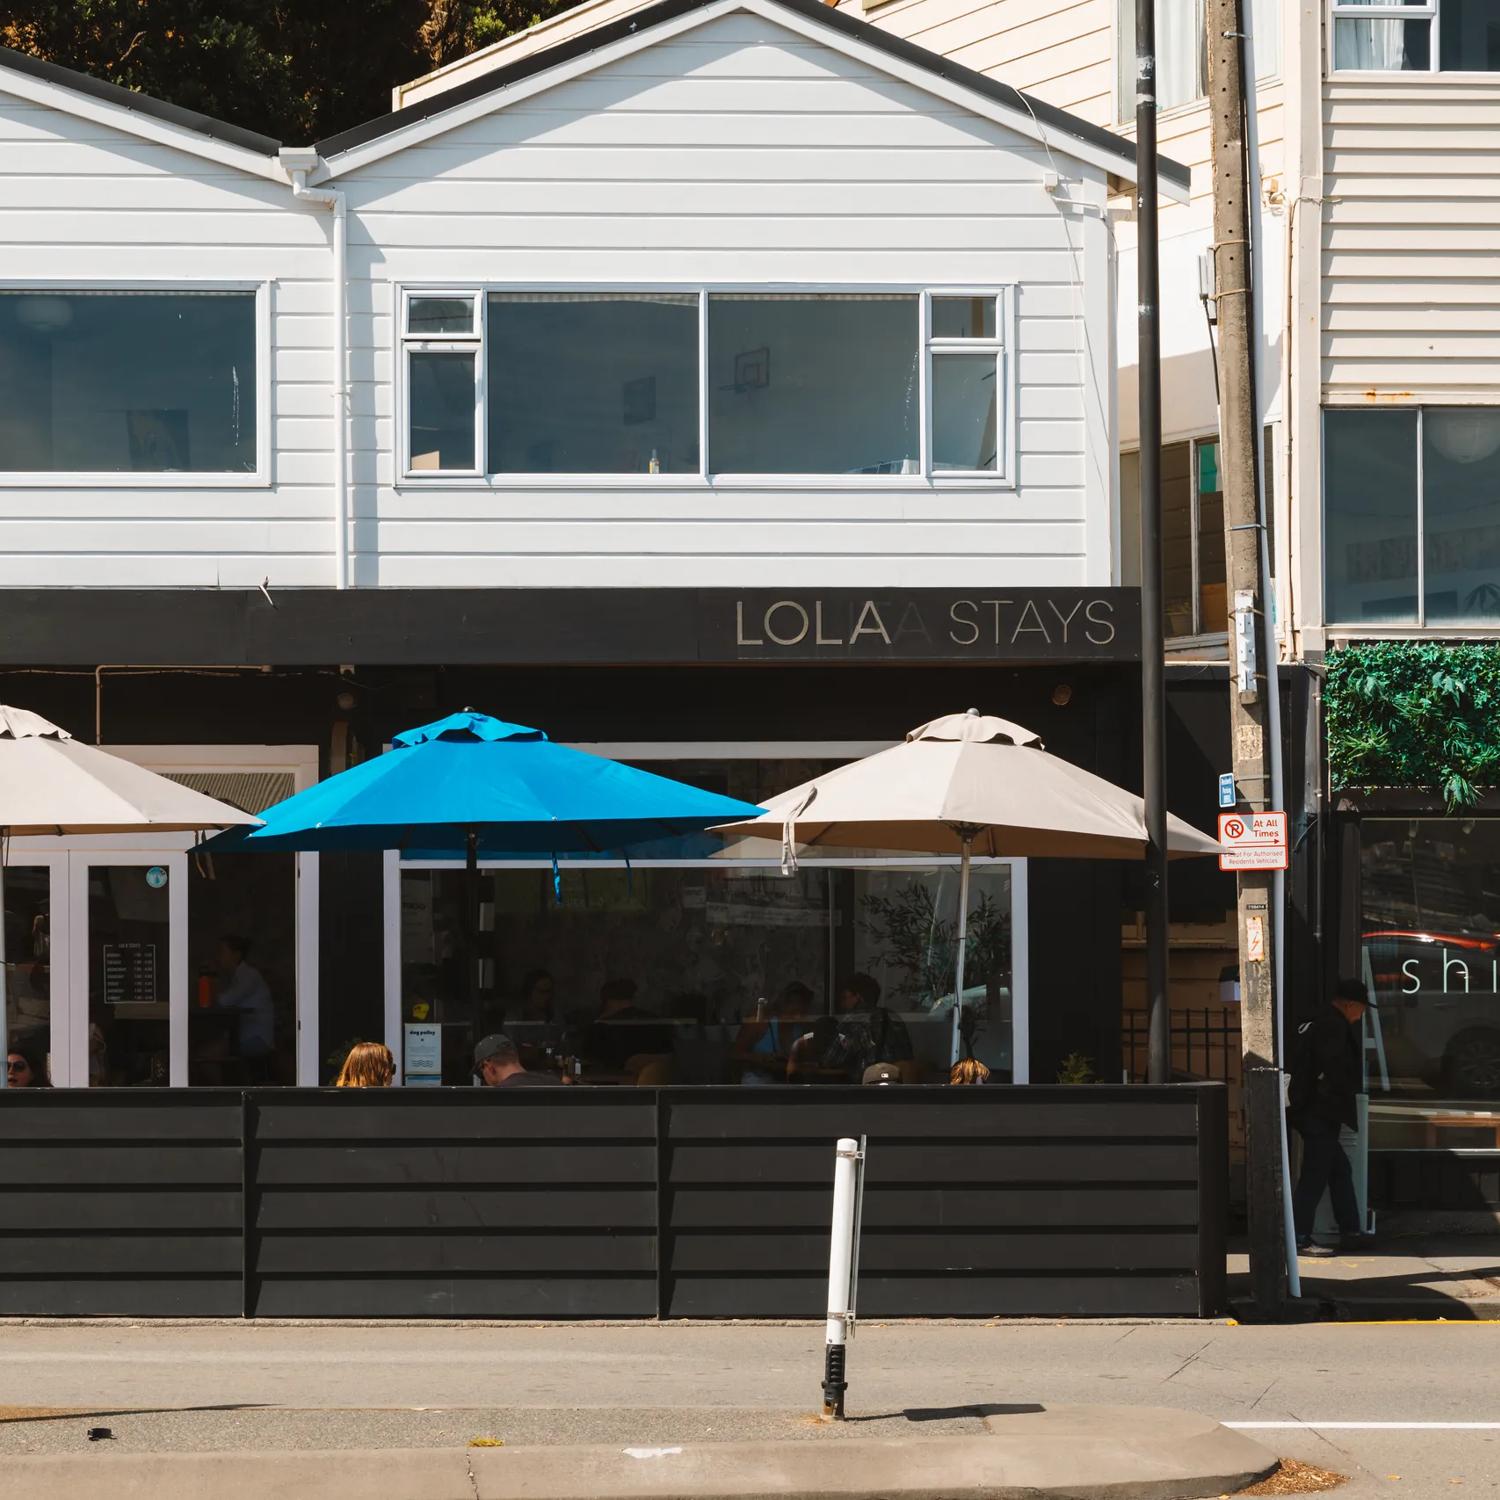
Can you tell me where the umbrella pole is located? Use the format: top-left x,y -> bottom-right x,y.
466,829 -> 480,1077
950,836 -> 973,1068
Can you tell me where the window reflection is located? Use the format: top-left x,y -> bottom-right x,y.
707,294 -> 919,474
0,291 -> 256,473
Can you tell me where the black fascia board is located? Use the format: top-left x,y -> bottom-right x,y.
315,0 -> 1191,194
0,44 -> 282,156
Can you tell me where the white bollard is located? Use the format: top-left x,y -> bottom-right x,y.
822,1136 -> 862,1420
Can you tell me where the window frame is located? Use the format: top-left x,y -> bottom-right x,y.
399,285 -> 486,480
0,280 -> 272,488
1328,0 -> 1500,77
395,284 -> 1016,490
1322,403 -> 1500,630
924,290 -> 1015,480
1116,0 -> 1282,123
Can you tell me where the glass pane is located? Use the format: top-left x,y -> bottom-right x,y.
1161,440 -> 1194,637
398,856 -> 1014,1086
487,293 -> 698,474
1196,439 -> 1227,633
87,865 -> 170,1087
854,864 -> 1014,1082
408,296 -> 475,334
1324,408 -> 1420,622
1362,819 -> 1500,1107
1421,409 -> 1500,622
1440,0 -> 1500,68
0,291 -> 256,472
189,853 -> 294,1086
707,294 -> 918,474
409,351 -> 476,471
931,296 -> 996,340
1334,17 -> 1432,68
931,354 -> 999,472
1118,0 -> 1206,115
5,866 -> 56,1088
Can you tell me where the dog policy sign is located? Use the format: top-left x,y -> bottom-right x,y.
1218,811 -> 1288,872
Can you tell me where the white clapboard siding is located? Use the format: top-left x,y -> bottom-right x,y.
1,4 -> 1114,590
332,11 -> 1112,590
1322,81 -> 1500,402
0,85 -> 336,588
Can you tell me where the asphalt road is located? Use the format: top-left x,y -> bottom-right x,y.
0,1321 -> 1496,1495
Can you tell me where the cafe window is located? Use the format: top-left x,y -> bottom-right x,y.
0,289 -> 260,476
1120,430 -> 1273,639
1332,0 -> 1500,72
1362,820 -> 1500,1128
400,288 -> 1013,482
1324,407 -> 1500,626
390,752 -> 1025,1088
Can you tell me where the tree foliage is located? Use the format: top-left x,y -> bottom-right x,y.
2,0 -> 584,142
1325,641 -> 1500,809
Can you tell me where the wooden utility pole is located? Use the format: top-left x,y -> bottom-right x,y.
1206,0 -> 1286,1316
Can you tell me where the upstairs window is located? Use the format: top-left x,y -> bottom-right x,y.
1117,0 -> 1280,118
0,289 -> 258,475
1333,0 -> 1500,71
1325,407 -> 1500,626
400,288 -> 1013,483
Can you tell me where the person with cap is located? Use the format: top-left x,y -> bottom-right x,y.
473,1033 -> 555,1087
862,1061 -> 903,1086
1287,977 -> 1376,1256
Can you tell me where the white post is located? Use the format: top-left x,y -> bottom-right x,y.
821,1136 -> 861,1420
950,836 -> 974,1067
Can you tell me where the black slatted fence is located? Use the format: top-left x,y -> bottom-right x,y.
0,1083 -> 1226,1320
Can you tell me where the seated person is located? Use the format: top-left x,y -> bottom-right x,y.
474,1033 -> 556,1087
832,972 -> 913,1082
507,967 -> 564,1068
734,981 -> 814,1086
787,1015 -> 851,1085
585,978 -> 671,1073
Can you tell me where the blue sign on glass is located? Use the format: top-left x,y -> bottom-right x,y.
1218,773 -> 1236,809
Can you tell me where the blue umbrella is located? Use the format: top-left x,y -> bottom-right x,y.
204,711 -> 763,1073
209,710 -> 762,856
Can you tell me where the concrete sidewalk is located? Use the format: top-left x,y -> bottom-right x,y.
1228,1236 -> 1500,1319
3,1408 -> 1278,1500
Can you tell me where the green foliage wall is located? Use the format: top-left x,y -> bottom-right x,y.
1326,642 -> 1500,809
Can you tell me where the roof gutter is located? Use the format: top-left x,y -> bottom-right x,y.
279,148 -> 350,590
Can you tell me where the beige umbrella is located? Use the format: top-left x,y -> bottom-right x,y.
714,709 -> 1221,1062
0,707 -> 261,1086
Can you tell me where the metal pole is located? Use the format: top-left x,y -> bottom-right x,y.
821,1136 -> 860,1421
466,828 -> 480,1070
950,835 -> 974,1068
1136,0 -> 1170,1084
1239,0 -> 1300,1302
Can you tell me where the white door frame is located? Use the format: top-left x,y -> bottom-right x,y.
11,744 -> 320,1086
2,852 -> 71,1087
66,848 -> 188,1087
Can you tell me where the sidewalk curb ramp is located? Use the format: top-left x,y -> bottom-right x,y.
5,1406 -> 1278,1500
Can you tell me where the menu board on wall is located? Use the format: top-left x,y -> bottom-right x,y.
103,942 -> 157,1006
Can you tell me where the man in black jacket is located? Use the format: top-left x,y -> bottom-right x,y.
1288,978 -> 1375,1256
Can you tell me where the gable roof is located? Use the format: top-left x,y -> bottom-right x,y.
316,0 -> 1190,195
0,43 -> 281,157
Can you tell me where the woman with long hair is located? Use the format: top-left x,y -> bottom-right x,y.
334,1041 -> 396,1088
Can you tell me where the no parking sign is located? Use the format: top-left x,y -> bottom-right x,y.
1217,811 -> 1288,871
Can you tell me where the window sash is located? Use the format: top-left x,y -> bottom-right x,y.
0,283 -> 268,483
399,286 -> 1013,484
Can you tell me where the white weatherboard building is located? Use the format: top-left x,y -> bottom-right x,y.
0,0 -> 1191,1098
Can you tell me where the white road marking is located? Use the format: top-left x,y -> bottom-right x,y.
1228,1422 -> 1500,1431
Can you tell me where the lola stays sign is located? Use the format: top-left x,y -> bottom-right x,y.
720,590 -> 1141,662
